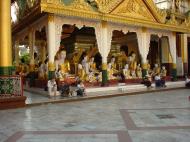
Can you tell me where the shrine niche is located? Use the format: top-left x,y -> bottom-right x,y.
147,35 -> 161,69
108,30 -> 141,80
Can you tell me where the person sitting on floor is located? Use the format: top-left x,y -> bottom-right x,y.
155,73 -> 166,88
76,80 -> 86,96
60,81 -> 70,97
185,76 -> 190,88
142,75 -> 152,88
47,77 -> 57,97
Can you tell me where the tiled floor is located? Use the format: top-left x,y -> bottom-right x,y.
1,89 -> 190,142
24,81 -> 186,105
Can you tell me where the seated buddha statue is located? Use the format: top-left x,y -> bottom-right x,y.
107,56 -> 118,80
107,63 -> 116,80
78,64 -> 86,81
129,52 -> 137,78
110,56 -> 118,74
80,55 -> 95,82
89,57 -> 97,72
136,63 -> 142,78
88,57 -> 99,82
160,66 -> 167,77
147,60 -> 152,76
55,50 -> 70,78
152,64 -> 160,77
117,51 -> 128,70
123,64 -> 132,79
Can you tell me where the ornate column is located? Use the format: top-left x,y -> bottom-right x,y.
168,32 -> 177,80
0,0 -> 26,109
160,36 -> 173,76
47,14 -> 56,79
29,29 -> 35,72
180,34 -> 188,75
95,21 -> 113,86
40,41 -> 47,63
137,28 -> 151,77
0,0 -> 12,75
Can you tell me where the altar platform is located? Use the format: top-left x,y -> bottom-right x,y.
24,81 -> 186,106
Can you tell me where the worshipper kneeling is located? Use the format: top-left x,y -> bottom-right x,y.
142,75 -> 152,88
60,82 -> 70,97
76,80 -> 86,96
47,77 -> 58,97
155,73 -> 166,88
185,76 -> 190,88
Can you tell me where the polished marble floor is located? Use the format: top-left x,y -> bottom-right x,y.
0,89 -> 190,142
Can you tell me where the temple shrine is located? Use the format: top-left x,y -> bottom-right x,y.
1,0 -> 190,90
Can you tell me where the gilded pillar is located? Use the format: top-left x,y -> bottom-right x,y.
40,41 -> 46,63
29,29 -> 35,72
169,32 -> 177,80
137,28 -> 151,77
180,34 -> 188,75
0,0 -> 12,75
47,14 -> 56,79
95,21 -> 113,86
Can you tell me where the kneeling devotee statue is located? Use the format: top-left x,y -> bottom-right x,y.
55,50 -> 70,80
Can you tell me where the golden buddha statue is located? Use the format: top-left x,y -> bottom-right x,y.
78,64 -> 86,81
55,50 -> 70,78
146,60 -> 152,76
72,49 -> 84,74
117,51 -> 128,70
89,57 -> 97,72
110,57 -> 118,73
123,64 -> 132,79
136,63 -> 142,78
129,52 -> 137,71
107,63 -> 116,80
128,52 -> 137,78
81,55 -> 98,82
107,56 -> 118,80
160,66 -> 167,77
